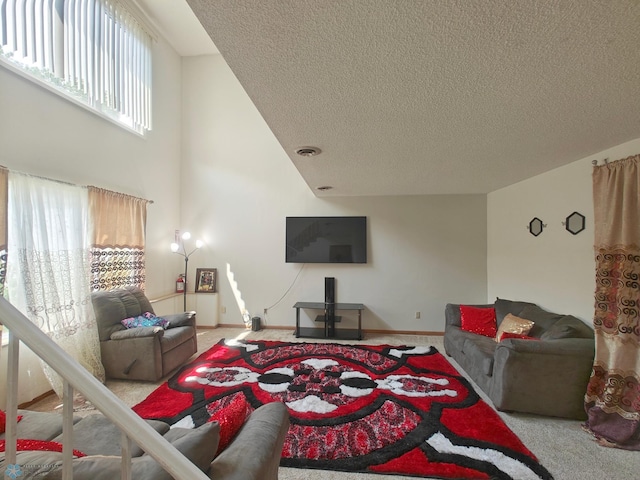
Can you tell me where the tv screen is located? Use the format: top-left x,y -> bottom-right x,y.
286,216 -> 367,263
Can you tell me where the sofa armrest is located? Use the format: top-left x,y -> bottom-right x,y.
163,311 -> 196,329
110,327 -> 164,340
490,337 -> 595,419
208,402 -> 290,480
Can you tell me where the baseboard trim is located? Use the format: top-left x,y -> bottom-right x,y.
364,329 -> 444,336
19,389 -> 55,409
214,324 -> 444,336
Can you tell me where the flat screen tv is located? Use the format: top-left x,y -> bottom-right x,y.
286,216 -> 367,263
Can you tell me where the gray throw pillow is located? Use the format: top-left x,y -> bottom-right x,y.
140,421 -> 221,474
540,316 -> 594,340
518,305 -> 565,337
494,298 -> 536,325
53,414 -> 170,457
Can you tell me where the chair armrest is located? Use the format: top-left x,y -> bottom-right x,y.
110,327 -> 164,340
164,311 -> 196,329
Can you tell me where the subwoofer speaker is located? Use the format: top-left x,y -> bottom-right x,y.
325,277 -> 336,337
325,277 -> 335,304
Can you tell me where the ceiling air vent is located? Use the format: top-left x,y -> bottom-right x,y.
296,147 -> 321,157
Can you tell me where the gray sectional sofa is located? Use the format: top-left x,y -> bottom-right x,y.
444,298 -> 595,419
0,402 -> 289,480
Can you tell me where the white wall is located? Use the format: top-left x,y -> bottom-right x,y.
181,55 -> 488,333
488,137 -> 640,323
0,36 -> 184,405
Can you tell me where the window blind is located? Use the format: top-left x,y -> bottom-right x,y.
0,0 -> 152,133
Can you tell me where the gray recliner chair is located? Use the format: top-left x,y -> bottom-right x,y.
91,286 -> 197,381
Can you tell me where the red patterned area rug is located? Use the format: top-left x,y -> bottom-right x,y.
133,339 -> 553,480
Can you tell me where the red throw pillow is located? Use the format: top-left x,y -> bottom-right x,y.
498,332 -> 539,342
0,411 -> 23,434
0,439 -> 85,457
459,305 -> 497,337
207,396 -> 249,454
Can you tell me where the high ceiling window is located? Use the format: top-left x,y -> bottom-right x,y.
0,0 -> 153,134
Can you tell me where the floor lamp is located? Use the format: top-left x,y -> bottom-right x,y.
171,232 -> 203,311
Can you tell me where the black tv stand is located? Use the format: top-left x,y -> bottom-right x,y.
293,302 -> 365,340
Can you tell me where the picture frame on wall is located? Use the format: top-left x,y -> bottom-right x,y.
195,268 -> 217,293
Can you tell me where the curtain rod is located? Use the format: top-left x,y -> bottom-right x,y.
87,186 -> 154,205
0,165 -> 154,204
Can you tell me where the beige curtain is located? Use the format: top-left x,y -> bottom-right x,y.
584,154 -> 640,450
88,187 -> 149,291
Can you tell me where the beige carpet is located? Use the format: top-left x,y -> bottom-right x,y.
31,327 -> 640,480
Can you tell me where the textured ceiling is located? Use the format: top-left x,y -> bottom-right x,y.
181,0 -> 640,196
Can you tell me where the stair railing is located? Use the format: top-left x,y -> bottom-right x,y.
0,297 -> 209,479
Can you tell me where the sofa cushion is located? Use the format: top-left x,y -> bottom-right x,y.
460,305 -> 497,337
30,453 -> 164,480
494,298 -> 537,325
160,421 -> 220,471
0,410 -> 22,434
518,305 -> 566,337
2,450 -> 66,478
0,410 -> 81,441
495,314 -> 535,342
160,326 -> 194,353
110,326 -> 164,340
541,316 -> 594,340
462,337 -> 497,376
53,414 -> 170,457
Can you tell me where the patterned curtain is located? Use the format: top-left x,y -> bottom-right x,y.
584,154 -> 640,450
88,187 -> 149,291
5,173 -> 105,397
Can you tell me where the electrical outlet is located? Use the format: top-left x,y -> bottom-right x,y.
264,308 -> 268,314
415,311 -> 421,319
221,306 -> 226,314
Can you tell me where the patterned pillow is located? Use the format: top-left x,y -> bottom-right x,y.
495,313 -> 535,342
121,312 -> 168,329
459,305 -> 497,337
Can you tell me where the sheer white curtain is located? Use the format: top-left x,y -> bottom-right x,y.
5,173 -> 105,398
